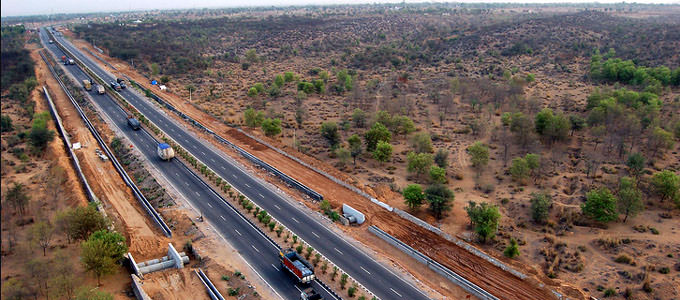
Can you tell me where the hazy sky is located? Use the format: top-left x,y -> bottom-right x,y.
2,0 -> 679,17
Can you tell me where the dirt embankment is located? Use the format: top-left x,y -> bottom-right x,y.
36,49 -> 164,257
65,38 -> 562,300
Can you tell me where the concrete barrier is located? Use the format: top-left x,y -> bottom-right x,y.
168,243 -> 183,269
370,198 -> 393,212
42,85 -> 100,204
130,274 -> 151,300
196,268 -> 225,300
127,252 -> 142,278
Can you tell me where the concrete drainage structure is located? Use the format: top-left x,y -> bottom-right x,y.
127,244 -> 192,300
127,243 -> 189,279
341,203 -> 365,225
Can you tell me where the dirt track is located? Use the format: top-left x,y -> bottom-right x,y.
66,38 -> 559,300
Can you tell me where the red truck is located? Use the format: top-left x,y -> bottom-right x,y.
279,248 -> 315,284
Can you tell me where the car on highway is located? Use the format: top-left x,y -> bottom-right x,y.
127,117 -> 141,130
116,78 -> 127,89
110,81 -> 122,91
96,84 -> 106,94
300,287 -> 323,300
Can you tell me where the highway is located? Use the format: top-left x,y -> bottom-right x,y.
40,29 -> 338,300
46,29 -> 431,300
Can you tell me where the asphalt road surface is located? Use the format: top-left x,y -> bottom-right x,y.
44,29 -> 431,300
41,29 -> 340,300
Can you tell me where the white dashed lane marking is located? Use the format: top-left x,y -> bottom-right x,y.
391,288 -> 402,297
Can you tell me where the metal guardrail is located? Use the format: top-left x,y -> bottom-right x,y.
369,225 -> 499,300
40,42 -> 172,237
127,80 -> 324,201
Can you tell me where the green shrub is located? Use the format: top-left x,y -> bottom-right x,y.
348,285 -> 357,297
615,255 -> 632,264
603,288 -> 616,297
503,238 -> 520,258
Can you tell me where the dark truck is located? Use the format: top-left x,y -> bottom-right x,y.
279,248 -> 315,284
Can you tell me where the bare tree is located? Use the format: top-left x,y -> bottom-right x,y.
584,152 -> 602,183
31,221 -> 54,256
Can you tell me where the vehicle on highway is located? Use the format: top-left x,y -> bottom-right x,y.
300,287 -> 323,300
157,143 -> 175,160
67,59 -> 75,65
48,39 -> 54,44
127,116 -> 141,130
96,84 -> 106,94
279,248 -> 315,284
116,78 -> 127,89
110,81 -> 122,91
82,79 -> 92,91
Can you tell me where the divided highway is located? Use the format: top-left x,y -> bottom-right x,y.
47,29 -> 431,300
40,29 -> 337,300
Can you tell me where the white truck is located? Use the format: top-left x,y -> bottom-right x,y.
157,143 -> 175,160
